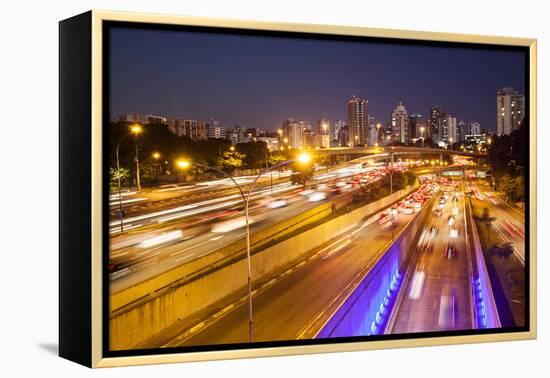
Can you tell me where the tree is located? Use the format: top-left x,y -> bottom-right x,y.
219,150 -> 245,172
513,176 -> 525,202
290,161 -> 314,189
236,141 -> 268,169
475,207 -> 496,243
268,152 -> 287,167
110,167 -> 130,189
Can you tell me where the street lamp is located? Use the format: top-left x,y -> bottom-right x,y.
420,126 -> 425,148
243,152 -> 313,337
176,154 -> 312,343
114,124 -> 142,232
152,152 -> 161,182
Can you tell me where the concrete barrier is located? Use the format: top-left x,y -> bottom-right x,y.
111,201 -> 333,311
110,184 -> 418,350
467,200 -> 501,328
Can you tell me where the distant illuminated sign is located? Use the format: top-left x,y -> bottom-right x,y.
477,171 -> 487,178
442,171 -> 463,176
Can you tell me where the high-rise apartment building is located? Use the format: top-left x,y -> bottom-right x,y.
469,121 -> 481,135
332,120 -> 345,145
497,87 -> 525,136
409,114 -> 428,141
206,120 -> 226,139
282,118 -> 304,149
446,116 -> 458,145
429,106 -> 446,143
390,100 -> 409,144
347,96 -> 368,146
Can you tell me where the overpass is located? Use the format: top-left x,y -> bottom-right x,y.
318,146 -> 486,159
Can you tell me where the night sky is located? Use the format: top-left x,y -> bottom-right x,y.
109,26 -> 526,133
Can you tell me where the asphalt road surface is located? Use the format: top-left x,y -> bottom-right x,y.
469,181 -> 525,263
390,180 -> 474,334
163,200 -> 423,347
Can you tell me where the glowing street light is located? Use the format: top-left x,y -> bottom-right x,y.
176,160 -> 191,169
130,124 -> 142,135
177,152 -> 313,343
152,151 -> 161,160
298,152 -> 311,164
230,145 -> 236,152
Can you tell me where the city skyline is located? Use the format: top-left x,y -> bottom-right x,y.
109,27 -> 526,133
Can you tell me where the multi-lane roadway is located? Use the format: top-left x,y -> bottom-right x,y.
469,181 -> 525,263
151,181 -> 439,347
109,162 -> 404,291
389,179 -> 475,333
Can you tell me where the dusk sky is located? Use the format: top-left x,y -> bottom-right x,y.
109,26 -> 526,133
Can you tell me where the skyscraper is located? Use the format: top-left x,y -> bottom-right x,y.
458,120 -> 467,142
390,100 -> 409,144
367,115 -> 377,146
282,118 -> 304,149
469,121 -> 481,135
497,87 -> 525,136
446,115 -> 458,145
409,114 -> 428,141
347,96 -> 368,146
332,119 -> 345,146
317,118 -> 331,148
429,106 -> 446,144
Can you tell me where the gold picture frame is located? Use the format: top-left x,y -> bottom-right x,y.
59,10 -> 536,368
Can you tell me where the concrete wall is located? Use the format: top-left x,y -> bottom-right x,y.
111,202 -> 333,311
467,201 -> 501,328
315,194 -> 433,338
110,184 -> 418,350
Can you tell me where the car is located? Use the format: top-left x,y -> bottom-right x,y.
403,207 -> 414,214
266,199 -> 288,209
378,212 -> 390,224
308,192 -> 327,202
450,226 -> 459,239
444,243 -> 456,259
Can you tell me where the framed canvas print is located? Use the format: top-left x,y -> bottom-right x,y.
59,10 -> 537,368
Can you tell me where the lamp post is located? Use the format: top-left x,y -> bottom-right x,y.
243,152 -> 311,342
129,124 -> 143,192
420,126 -> 425,148
177,153 -> 312,343
152,151 -> 161,183
114,124 -> 142,232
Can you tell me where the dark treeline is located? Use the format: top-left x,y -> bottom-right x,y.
109,122 -> 283,186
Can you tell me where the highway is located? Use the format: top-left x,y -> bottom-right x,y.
110,188 -> 328,292
109,162 -> 405,291
389,179 -> 474,334
469,181 -> 525,263
155,182 -> 438,347
109,172 -> 294,222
